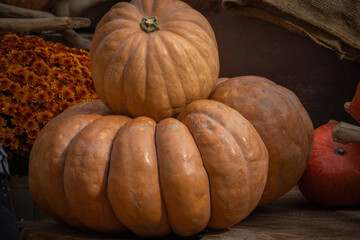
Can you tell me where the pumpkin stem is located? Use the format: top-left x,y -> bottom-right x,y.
334,147 -> 347,156
140,16 -> 160,33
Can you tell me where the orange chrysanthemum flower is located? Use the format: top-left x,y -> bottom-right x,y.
50,54 -> 62,65
37,110 -> 53,123
76,86 -> 90,99
4,104 -> 16,115
53,107 -> 62,115
14,89 -> 28,102
79,66 -> 91,78
38,82 -> 51,92
13,67 -> 26,76
0,31 -> 98,176
52,80 -> 65,90
13,126 -> 24,135
8,82 -> 20,94
35,47 -> 49,60
61,57 -> 73,67
59,101 -> 71,111
7,50 -> 21,63
0,57 -> 8,69
30,102 -> 41,110
24,71 -> 37,85
23,85 -> 36,96
1,128 -> 18,150
44,101 -> 57,110
27,128 -> 39,139
35,90 -> 50,102
2,134 -> 16,149
18,52 -> 33,66
69,67 -> 82,78
11,117 -> 23,126
22,108 -> 34,119
32,60 -> 48,73
61,87 -> 75,100
0,78 -> 11,91
63,75 -> 75,85
2,34 -> 19,42
24,50 -> 37,60
0,102 -> 5,111
24,117 -> 37,130
83,79 -> 93,87
0,116 -> 6,128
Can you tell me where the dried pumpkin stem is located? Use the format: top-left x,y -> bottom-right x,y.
334,147 -> 347,156
332,121 -> 360,144
140,16 -> 159,33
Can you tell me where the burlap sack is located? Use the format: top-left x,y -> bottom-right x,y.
222,0 -> 360,61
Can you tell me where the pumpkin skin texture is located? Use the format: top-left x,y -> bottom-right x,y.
298,122 -> 360,206
156,118 -> 211,236
63,115 -> 131,233
108,117 -> 171,237
90,0 -> 220,122
177,100 -> 269,229
28,100 -> 113,230
29,99 -> 268,237
210,76 -> 314,205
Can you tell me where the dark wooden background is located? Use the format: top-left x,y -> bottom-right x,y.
183,0 -> 360,128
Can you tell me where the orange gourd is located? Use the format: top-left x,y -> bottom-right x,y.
29,99 -> 268,237
90,0 -> 219,122
210,76 -> 314,204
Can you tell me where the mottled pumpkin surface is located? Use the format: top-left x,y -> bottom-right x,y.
90,0 -> 219,122
210,76 -> 314,204
29,99 -> 268,237
177,100 -> 269,229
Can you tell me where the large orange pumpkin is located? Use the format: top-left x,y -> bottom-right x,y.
29,99 -> 268,237
90,0 -> 219,122
210,76 -> 314,204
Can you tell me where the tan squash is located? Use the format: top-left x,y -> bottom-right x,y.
210,76 -> 314,204
29,99 -> 268,237
90,0 -> 219,122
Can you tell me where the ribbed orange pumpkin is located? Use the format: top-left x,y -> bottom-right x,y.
90,0 -> 219,122
210,76 -> 314,204
28,99 -> 268,237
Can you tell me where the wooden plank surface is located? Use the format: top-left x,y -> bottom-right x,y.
18,186 -> 360,239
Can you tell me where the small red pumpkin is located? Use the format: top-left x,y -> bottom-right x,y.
298,122 -> 360,206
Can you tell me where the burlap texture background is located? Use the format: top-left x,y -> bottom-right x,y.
222,0 -> 360,61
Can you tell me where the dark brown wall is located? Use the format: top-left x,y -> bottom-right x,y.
184,0 -> 360,128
